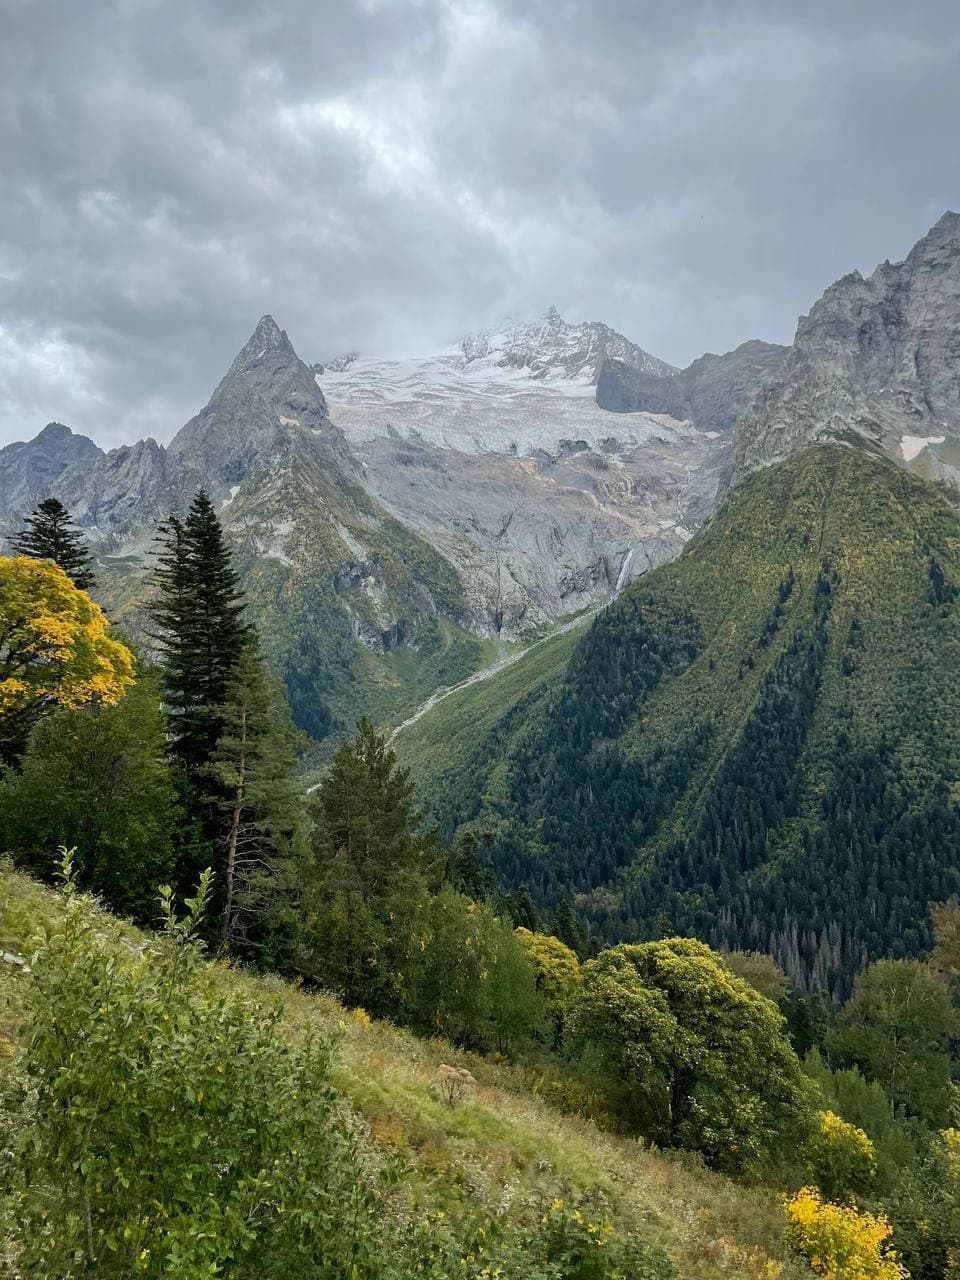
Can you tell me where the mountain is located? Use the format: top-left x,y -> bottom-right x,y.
395,445 -> 960,992
729,211 -> 960,487
317,309 -> 728,631
0,319 -> 492,742
596,339 -> 789,433
455,305 -> 676,381
3,310 -> 715,744
0,422 -> 102,519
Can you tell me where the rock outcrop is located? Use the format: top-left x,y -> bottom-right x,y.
727,212 -> 960,487
0,422 -> 102,519
596,339 -> 788,433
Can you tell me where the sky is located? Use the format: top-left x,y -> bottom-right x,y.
1,0 -> 958,448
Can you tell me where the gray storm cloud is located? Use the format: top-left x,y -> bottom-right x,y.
1,0 -> 958,446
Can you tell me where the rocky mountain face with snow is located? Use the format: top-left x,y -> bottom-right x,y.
0,310 -> 739,740
317,308 -> 729,634
727,211 -> 960,489
456,305 -> 675,381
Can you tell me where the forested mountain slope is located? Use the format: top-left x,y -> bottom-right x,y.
397,445 -> 960,991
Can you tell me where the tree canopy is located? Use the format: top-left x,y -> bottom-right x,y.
0,556 -> 133,762
12,497 -> 96,591
568,938 -> 814,1173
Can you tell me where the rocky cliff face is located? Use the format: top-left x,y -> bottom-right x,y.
318,312 -> 724,625
727,212 -> 960,487
597,339 -> 788,433
0,422 -> 102,519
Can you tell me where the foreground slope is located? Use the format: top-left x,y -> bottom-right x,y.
400,446 -> 960,990
0,867 -> 807,1280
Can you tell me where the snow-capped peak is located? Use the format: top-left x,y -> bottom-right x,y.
455,308 -> 675,384
314,311 -> 688,459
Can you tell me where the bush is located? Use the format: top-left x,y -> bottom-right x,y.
804,1110 -> 877,1202
784,1186 -> 907,1279
8,857 -> 394,1278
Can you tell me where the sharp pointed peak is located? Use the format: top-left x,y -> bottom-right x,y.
226,315 -> 299,377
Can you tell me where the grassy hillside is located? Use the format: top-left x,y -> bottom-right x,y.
0,865 -> 808,1279
399,446 -> 960,991
393,619 -> 583,779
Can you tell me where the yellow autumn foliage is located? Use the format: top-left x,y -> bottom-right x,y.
785,1186 -> 908,1280
0,556 -> 134,729
805,1110 -> 877,1200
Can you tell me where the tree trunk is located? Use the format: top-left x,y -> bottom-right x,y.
222,707 -> 247,941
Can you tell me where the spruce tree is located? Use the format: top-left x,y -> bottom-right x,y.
508,885 -> 540,931
149,491 -> 251,780
12,497 -> 95,590
203,645 -> 306,955
452,829 -> 488,900
553,900 -> 586,958
298,719 -> 436,1014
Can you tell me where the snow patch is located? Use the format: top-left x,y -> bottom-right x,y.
321,350 -> 693,458
220,484 -> 241,509
278,415 -> 301,427
900,434 -> 945,461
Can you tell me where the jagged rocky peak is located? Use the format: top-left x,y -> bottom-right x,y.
317,351 -> 360,374
597,338 -> 789,434
727,211 -> 960,487
167,314 -> 337,483
0,420 -> 104,521
458,307 -> 675,382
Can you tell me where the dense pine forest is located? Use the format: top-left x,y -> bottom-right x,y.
1,473 -> 959,1278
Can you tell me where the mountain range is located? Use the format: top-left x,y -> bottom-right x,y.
387,211 -> 960,992
3,213 -> 960,890
0,307 -> 767,742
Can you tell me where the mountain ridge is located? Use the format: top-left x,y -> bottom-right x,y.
727,210 -> 960,489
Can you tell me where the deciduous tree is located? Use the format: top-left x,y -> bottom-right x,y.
0,556 -> 133,761
568,938 -> 813,1173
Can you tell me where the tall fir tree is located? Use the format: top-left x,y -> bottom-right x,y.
149,491 -> 252,782
203,645 -> 306,957
553,899 -> 586,958
12,497 -> 95,590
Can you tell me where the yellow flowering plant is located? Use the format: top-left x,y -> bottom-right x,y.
785,1186 -> 908,1279
805,1110 -> 877,1201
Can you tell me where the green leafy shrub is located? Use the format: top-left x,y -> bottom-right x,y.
9,858 -> 393,1278
804,1110 -> 877,1202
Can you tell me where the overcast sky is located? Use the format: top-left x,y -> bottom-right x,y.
1,0 -> 958,448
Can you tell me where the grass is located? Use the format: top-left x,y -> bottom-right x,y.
392,620 -> 583,798
0,865 -> 807,1279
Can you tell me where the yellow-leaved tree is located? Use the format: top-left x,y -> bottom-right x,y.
804,1110 -> 877,1202
515,927 -> 581,1046
785,1186 -> 908,1279
0,555 -> 134,759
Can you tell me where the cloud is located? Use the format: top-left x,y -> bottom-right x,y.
1,0 -> 958,445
